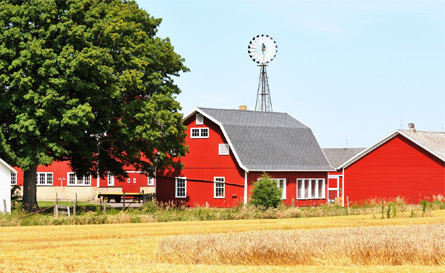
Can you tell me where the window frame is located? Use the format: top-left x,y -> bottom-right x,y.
190,127 -> 209,139
11,173 -> 17,185
214,177 -> 225,199
296,178 -> 326,200
275,178 -> 286,200
36,172 -> 53,186
147,177 -> 155,186
175,177 -> 187,198
218,144 -> 230,155
67,172 -> 92,186
107,173 -> 114,186
196,113 -> 204,125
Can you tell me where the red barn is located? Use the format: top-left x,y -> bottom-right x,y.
12,162 -> 155,201
323,148 -> 365,203
336,128 -> 445,205
156,107 -> 333,207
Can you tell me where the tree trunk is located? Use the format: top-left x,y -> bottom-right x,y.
23,163 -> 39,212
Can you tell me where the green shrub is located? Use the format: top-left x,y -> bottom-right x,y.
250,173 -> 281,209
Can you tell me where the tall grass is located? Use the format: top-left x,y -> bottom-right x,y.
1,198 -> 444,226
157,223 -> 445,266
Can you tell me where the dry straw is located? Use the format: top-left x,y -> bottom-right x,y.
157,223 -> 445,266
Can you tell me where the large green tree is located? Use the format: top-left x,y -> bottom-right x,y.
0,0 -> 188,212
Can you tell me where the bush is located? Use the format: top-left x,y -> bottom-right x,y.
250,173 -> 281,209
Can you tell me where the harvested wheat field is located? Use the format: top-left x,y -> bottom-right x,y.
0,211 -> 444,273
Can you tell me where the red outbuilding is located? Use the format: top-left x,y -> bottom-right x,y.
12,161 -> 155,201
334,128 -> 445,206
156,107 -> 333,207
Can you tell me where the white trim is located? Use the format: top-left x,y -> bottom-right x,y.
10,173 -> 17,185
36,172 -> 54,185
327,175 -> 341,203
213,177 -> 225,199
175,177 -> 187,198
249,169 -> 333,172
186,108 -> 249,172
107,173 -> 115,186
190,127 -> 209,139
342,167 -> 345,207
218,144 -> 230,155
0,158 -> 17,174
148,177 -> 155,186
296,178 -> 326,200
125,171 -> 146,174
196,113 -> 204,125
275,178 -> 286,200
397,130 -> 445,162
244,171 -> 248,204
67,172 -> 92,186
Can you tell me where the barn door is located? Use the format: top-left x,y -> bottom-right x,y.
328,175 -> 342,203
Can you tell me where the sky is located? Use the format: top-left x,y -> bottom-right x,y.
136,0 -> 445,148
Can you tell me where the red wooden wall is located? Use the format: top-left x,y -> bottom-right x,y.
13,161 -> 153,193
247,172 -> 328,207
156,113 -> 246,207
344,134 -> 445,205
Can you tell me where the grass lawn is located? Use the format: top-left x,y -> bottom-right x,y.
0,210 -> 444,272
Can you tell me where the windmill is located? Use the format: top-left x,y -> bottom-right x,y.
248,34 -> 278,112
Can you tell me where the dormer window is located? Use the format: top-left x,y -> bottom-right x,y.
196,113 -> 204,125
190,128 -> 209,138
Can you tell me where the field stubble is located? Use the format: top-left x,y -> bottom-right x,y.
0,211 -> 444,272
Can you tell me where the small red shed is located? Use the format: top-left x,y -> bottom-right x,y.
337,128 -> 445,205
156,107 -> 333,207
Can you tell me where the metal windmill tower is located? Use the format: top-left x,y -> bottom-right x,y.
248,34 -> 278,112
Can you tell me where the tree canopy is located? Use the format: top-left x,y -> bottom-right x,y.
0,0 -> 189,211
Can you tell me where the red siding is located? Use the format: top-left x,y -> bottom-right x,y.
344,134 -> 445,205
156,114 -> 245,207
247,172 -> 328,207
156,112 -> 330,207
13,161 -> 152,193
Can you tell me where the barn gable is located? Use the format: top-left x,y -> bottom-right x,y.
188,107 -> 333,172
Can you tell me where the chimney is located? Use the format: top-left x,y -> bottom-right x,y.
239,105 -> 247,111
408,123 -> 416,133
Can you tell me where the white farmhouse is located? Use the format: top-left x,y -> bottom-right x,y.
0,158 -> 16,213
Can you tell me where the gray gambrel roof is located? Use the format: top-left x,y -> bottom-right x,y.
189,107 -> 333,172
323,148 -> 366,169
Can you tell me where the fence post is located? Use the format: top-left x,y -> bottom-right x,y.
56,193 -> 58,204
123,192 -> 126,210
73,199 -> 76,217
54,204 -> 59,218
103,201 -> 106,214
67,206 -> 70,217
292,198 -> 294,207
3,199 -> 6,213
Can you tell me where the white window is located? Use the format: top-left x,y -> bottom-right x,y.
127,178 -> 130,183
190,128 -> 209,139
219,144 -> 230,155
133,178 -> 136,184
275,179 -> 286,200
11,173 -> 17,185
148,177 -> 155,186
36,172 -> 53,185
297,179 -> 325,200
67,173 -> 91,186
196,113 -> 204,125
175,177 -> 186,198
107,173 -> 114,186
214,177 -> 225,198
